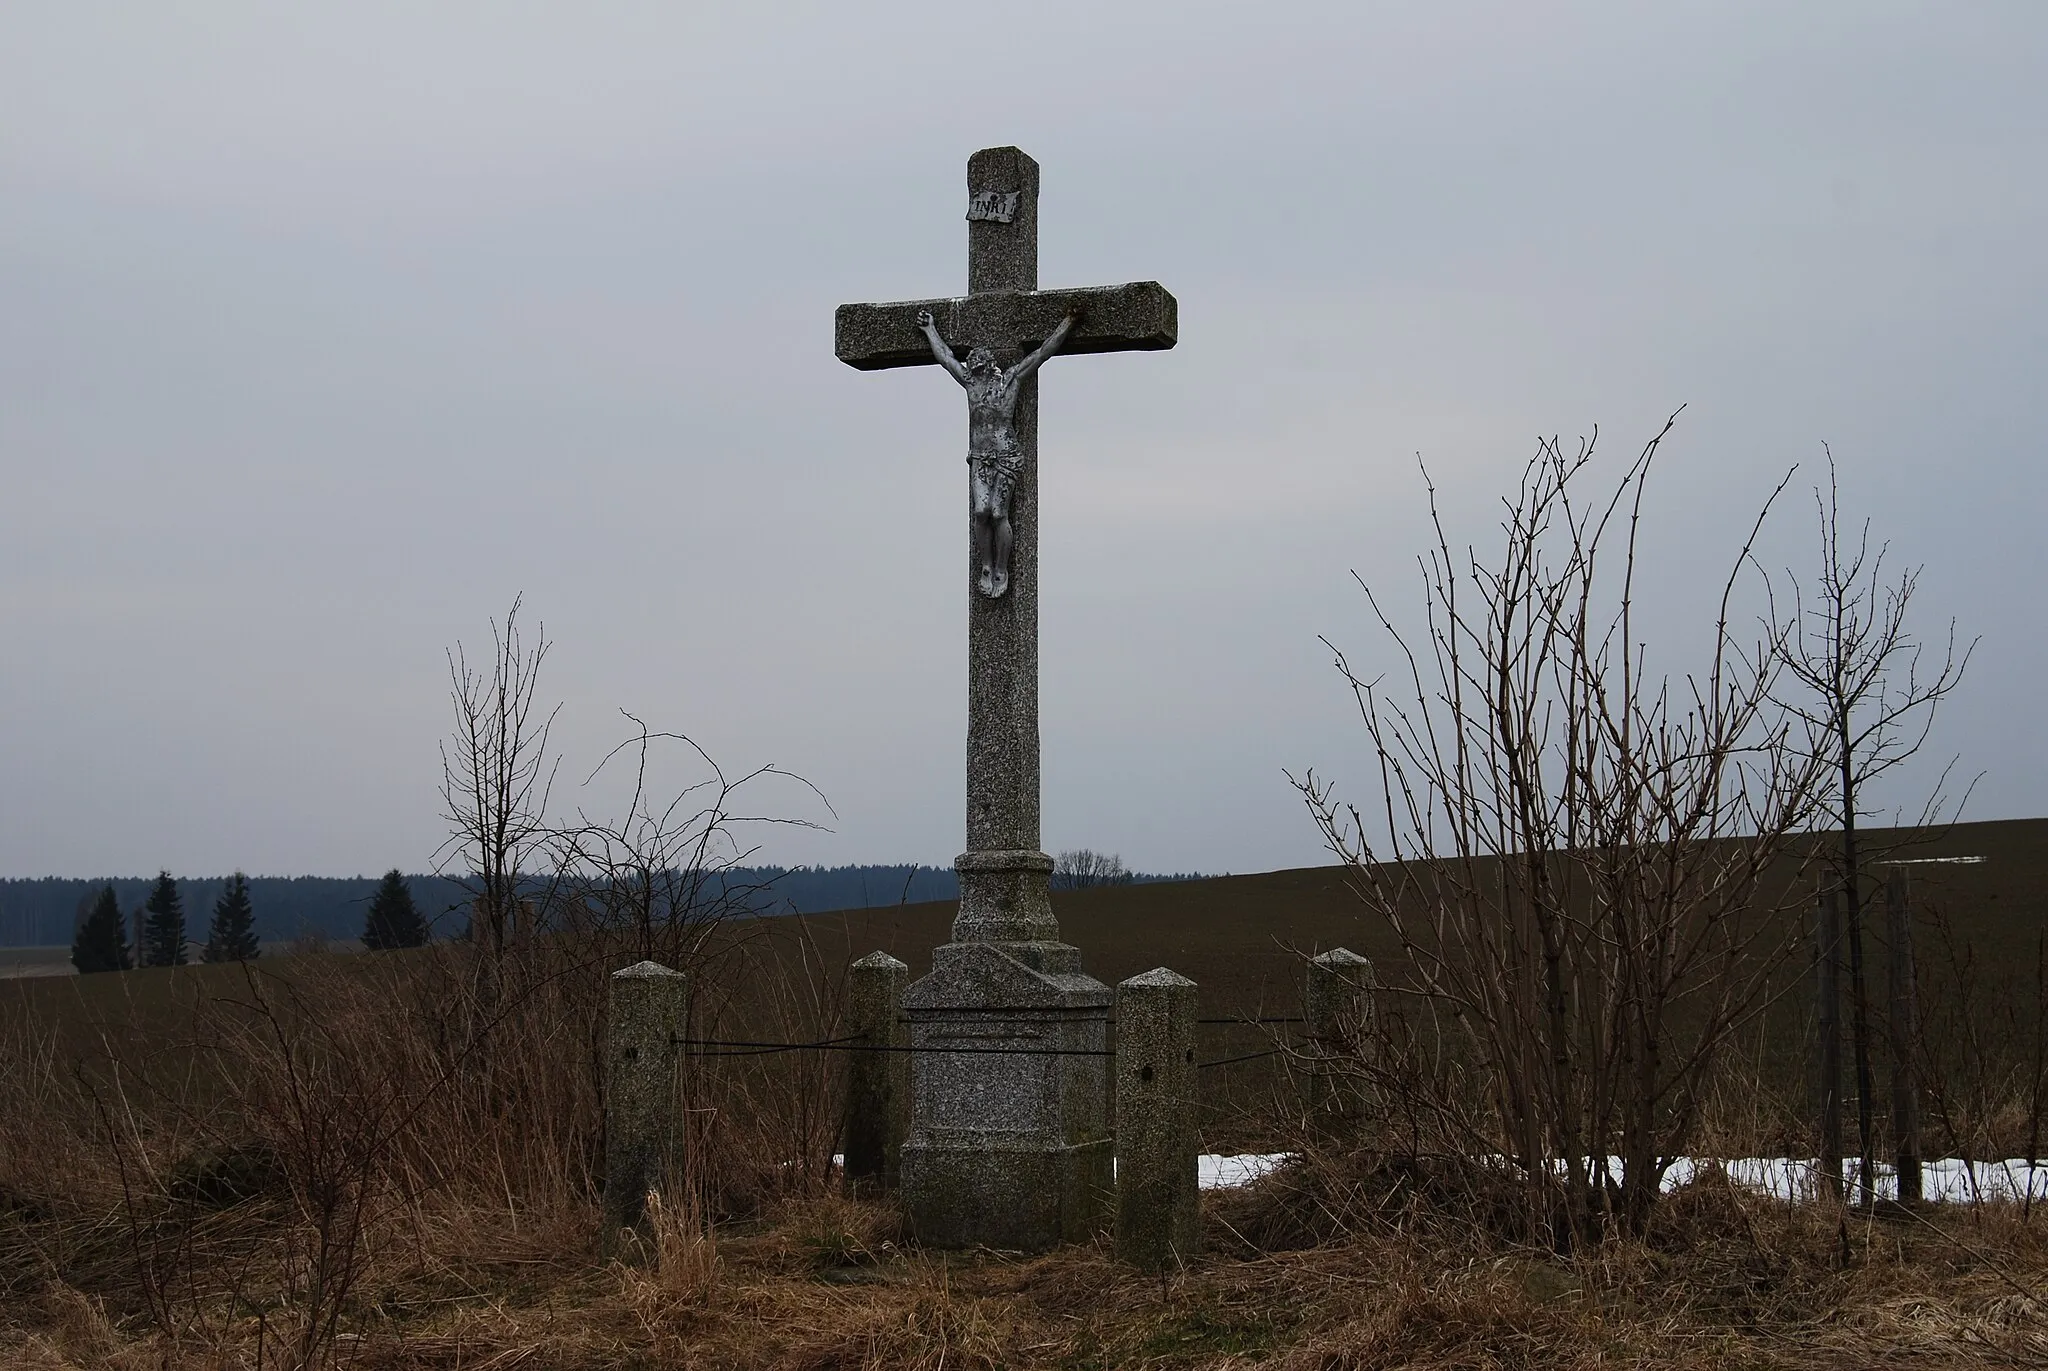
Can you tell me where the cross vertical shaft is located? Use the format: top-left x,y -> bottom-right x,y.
956,146 -> 1056,941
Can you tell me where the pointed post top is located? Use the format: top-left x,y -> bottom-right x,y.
1120,966 -> 1197,990
851,950 -> 910,972
612,959 -> 683,980
1310,947 -> 1373,972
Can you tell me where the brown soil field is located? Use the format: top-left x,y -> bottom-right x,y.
785,817 -> 2047,1013
8,816 -> 2043,1120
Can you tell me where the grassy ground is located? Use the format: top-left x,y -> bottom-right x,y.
7,1169 -> 2045,1369
4,819 -> 2045,1368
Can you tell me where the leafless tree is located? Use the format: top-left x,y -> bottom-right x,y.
1775,448 -> 1974,1206
1295,416 -> 1829,1244
1050,849 -> 1133,891
435,595 -> 560,971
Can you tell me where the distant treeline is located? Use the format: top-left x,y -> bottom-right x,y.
0,875 -> 475,949
0,863 -> 1198,947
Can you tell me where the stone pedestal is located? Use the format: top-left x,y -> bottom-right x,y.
901,930 -> 1111,1250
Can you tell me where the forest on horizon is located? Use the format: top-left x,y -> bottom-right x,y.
0,861 -> 1199,948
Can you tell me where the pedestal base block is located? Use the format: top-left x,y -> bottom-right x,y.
901,939 -> 1112,1250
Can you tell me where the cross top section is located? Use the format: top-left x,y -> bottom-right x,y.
833,148 -> 1176,944
835,147 -> 1176,373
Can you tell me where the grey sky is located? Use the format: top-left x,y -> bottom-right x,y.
2,2 -> 2042,879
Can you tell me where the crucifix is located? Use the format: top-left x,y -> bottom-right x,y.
835,146 -> 1177,946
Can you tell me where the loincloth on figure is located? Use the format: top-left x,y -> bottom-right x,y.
969,441 -> 1026,518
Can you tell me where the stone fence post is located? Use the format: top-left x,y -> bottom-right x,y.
843,951 -> 910,1195
1305,947 -> 1375,1124
1115,967 -> 1199,1269
603,960 -> 687,1260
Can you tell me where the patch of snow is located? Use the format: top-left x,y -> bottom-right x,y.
840,1151 -> 2048,1202
831,1151 -> 1291,1191
1879,856 -> 1987,865
1590,1156 -> 2048,1203
1199,1153 -> 1291,1189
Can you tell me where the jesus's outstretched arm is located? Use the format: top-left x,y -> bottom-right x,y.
1009,312 -> 1079,381
915,309 -> 970,386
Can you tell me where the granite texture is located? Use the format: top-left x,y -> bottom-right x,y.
1305,947 -> 1376,1123
834,283 -> 1179,371
1114,967 -> 1200,1270
842,951 -> 909,1195
901,940 -> 1112,1250
952,848 -> 1058,943
968,146 -> 1038,294
602,960 -> 687,1260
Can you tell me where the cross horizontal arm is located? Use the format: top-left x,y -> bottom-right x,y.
835,281 -> 1177,372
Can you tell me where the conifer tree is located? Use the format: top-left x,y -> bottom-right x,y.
140,870 -> 187,967
70,884 -> 130,974
203,872 -> 261,963
362,869 -> 428,950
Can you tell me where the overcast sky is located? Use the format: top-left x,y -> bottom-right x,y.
2,2 -> 2042,880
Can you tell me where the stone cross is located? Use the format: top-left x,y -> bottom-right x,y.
835,146 -> 1177,945
834,148 -> 1177,1250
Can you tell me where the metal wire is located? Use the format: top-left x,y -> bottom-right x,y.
669,1033 -> 867,1058
1195,1048 -> 1286,1070
671,1032 -> 1288,1068
673,1034 -> 1114,1058
893,1016 -> 1307,1027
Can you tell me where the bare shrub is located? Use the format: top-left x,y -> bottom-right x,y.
1293,417 -> 1828,1244
545,713 -> 833,970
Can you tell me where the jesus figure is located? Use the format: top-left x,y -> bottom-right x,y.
915,308 -> 1079,599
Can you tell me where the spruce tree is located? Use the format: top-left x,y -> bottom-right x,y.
362,869 -> 428,950
203,872 -> 261,963
71,884 -> 131,974
140,870 -> 187,967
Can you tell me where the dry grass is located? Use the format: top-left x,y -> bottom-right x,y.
7,1132 -> 2045,1367
4,923 -> 2046,1368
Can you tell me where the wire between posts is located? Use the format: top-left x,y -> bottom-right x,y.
893,1016 -> 1307,1026
673,1019 -> 1302,1063
671,1034 -> 1114,1058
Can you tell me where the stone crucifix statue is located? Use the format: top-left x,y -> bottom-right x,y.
835,146 -> 1179,1253
833,143 -> 1178,931
914,305 -> 1078,598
